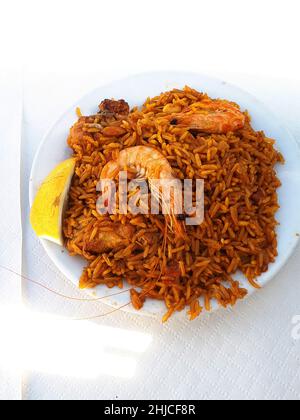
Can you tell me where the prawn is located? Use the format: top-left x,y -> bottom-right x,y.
168,99 -> 246,134
101,146 -> 187,240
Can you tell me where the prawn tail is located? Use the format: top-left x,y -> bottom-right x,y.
167,212 -> 187,241
150,181 -> 187,241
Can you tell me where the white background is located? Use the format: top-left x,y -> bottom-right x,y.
1,0 -> 300,400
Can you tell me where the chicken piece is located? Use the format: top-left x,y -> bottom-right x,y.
68,99 -> 130,149
85,223 -> 135,254
99,99 -> 130,117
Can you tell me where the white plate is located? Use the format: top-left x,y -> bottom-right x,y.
30,71 -> 300,317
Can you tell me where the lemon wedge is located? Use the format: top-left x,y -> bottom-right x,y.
30,158 -> 76,246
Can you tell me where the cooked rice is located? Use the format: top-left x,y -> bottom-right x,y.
63,86 -> 284,321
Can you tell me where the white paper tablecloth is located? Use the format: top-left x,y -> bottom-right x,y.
6,70 -> 296,400
0,70 -> 22,400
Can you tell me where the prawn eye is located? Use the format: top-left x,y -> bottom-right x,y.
170,119 -> 178,126
177,214 -> 186,221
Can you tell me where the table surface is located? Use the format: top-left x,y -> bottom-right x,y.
1,69 -> 300,400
